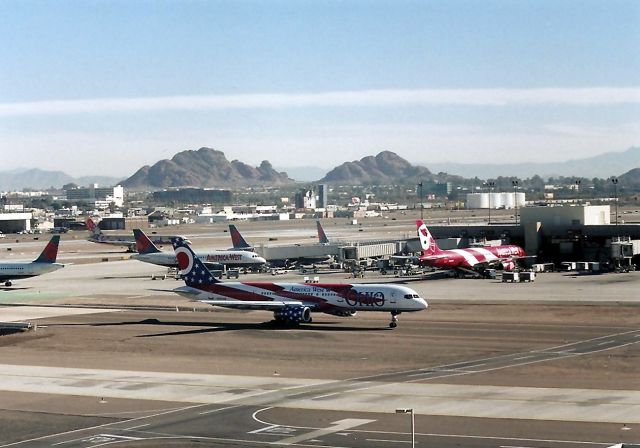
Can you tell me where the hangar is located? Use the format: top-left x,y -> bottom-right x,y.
0,212 -> 32,234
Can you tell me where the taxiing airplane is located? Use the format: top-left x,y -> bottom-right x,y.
86,217 -> 190,252
416,220 -> 527,275
132,229 -> 266,270
172,237 -> 427,328
0,235 -> 64,287
228,223 -> 333,267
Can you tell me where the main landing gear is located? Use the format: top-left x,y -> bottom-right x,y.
4,281 -> 12,287
389,311 -> 400,328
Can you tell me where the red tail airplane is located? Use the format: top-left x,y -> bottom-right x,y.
416,220 -> 527,275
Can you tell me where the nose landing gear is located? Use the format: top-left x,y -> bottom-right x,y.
389,311 -> 400,328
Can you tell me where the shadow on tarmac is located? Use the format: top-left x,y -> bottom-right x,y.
47,318 -> 389,336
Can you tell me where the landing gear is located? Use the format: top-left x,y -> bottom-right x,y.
389,311 -> 400,328
4,281 -> 12,287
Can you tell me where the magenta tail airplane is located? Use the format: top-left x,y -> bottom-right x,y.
172,237 -> 427,328
416,220 -> 526,273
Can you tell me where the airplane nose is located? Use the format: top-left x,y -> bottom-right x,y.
417,297 -> 428,310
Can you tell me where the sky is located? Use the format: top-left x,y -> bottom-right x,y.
1,0 -> 639,177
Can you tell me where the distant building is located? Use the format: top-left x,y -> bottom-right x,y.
64,184 -> 124,208
317,184 -> 328,208
520,204 -> 610,226
295,189 -> 316,209
424,182 -> 453,197
152,188 -> 232,204
466,192 -> 526,209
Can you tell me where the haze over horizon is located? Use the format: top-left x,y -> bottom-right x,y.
1,0 -> 639,178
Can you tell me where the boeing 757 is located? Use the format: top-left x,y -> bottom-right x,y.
172,237 -> 427,328
416,220 -> 527,275
132,228 -> 266,270
0,235 -> 64,287
86,217 -> 190,252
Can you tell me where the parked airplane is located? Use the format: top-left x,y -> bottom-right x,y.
172,237 -> 427,328
0,235 -> 64,287
317,220 -> 330,244
86,217 -> 189,252
132,229 -> 266,270
228,223 -> 332,267
416,220 -> 527,275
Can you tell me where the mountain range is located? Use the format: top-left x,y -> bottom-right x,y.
2,146 -> 639,191
121,147 -> 292,188
426,146 -> 640,179
0,168 -> 121,192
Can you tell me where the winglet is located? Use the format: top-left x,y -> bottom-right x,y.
317,220 -> 330,244
172,237 -> 220,286
34,235 -> 60,263
133,229 -> 161,254
229,224 -> 252,249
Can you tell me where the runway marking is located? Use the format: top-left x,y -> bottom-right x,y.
123,423 -> 149,431
513,356 -> 534,360
366,439 -> 412,444
275,418 -> 375,445
198,404 -> 243,415
247,424 -> 281,434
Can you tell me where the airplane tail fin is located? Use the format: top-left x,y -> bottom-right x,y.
86,217 -> 101,235
172,237 -> 220,286
416,220 -> 442,256
34,235 -> 60,263
229,225 -> 251,249
133,229 -> 161,254
317,220 -> 330,244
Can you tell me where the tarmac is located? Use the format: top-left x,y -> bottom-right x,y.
0,216 -> 638,447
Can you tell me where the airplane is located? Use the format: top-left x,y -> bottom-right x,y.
416,220 -> 527,276
171,237 -> 427,328
317,220 -> 330,244
86,217 -> 190,252
228,223 -> 332,267
0,235 -> 65,287
131,228 -> 266,270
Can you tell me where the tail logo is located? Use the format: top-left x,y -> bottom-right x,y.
175,246 -> 194,276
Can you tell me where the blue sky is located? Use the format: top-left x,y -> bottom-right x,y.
1,0 -> 639,177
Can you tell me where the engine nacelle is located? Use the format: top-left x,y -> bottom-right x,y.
274,305 -> 312,324
323,309 -> 357,317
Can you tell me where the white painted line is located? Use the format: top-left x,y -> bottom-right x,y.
276,418 -> 375,445
198,404 -> 242,415
513,356 -> 534,360
248,425 -> 280,434
500,446 -> 536,448
367,439 -> 412,444
598,341 -> 613,346
123,423 -> 149,431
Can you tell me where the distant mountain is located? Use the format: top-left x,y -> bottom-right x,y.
0,168 -> 121,191
276,166 -> 329,182
121,147 -> 293,188
427,146 -> 640,179
618,167 -> 640,185
319,151 -> 433,184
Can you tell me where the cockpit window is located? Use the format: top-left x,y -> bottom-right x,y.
404,294 -> 420,299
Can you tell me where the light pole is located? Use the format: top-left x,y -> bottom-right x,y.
512,180 -> 519,225
396,408 -> 415,448
487,181 -> 495,225
418,182 -> 424,221
611,177 -> 619,235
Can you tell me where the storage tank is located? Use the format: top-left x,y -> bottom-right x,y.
502,192 -> 515,209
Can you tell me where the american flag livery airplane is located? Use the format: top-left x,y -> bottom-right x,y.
172,237 -> 427,328
416,220 -> 527,275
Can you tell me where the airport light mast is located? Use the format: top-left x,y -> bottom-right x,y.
417,182 -> 424,221
396,408 -> 415,448
611,177 -> 619,236
487,181 -> 495,225
512,180 -> 519,225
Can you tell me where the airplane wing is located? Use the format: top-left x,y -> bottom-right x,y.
198,299 -> 310,310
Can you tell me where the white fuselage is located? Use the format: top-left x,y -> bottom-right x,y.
0,262 -> 65,281
133,250 -> 266,269
175,282 -> 427,313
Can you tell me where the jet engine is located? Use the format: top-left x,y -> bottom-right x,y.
273,305 -> 313,324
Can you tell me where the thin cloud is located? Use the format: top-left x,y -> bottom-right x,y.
1,87 -> 640,116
